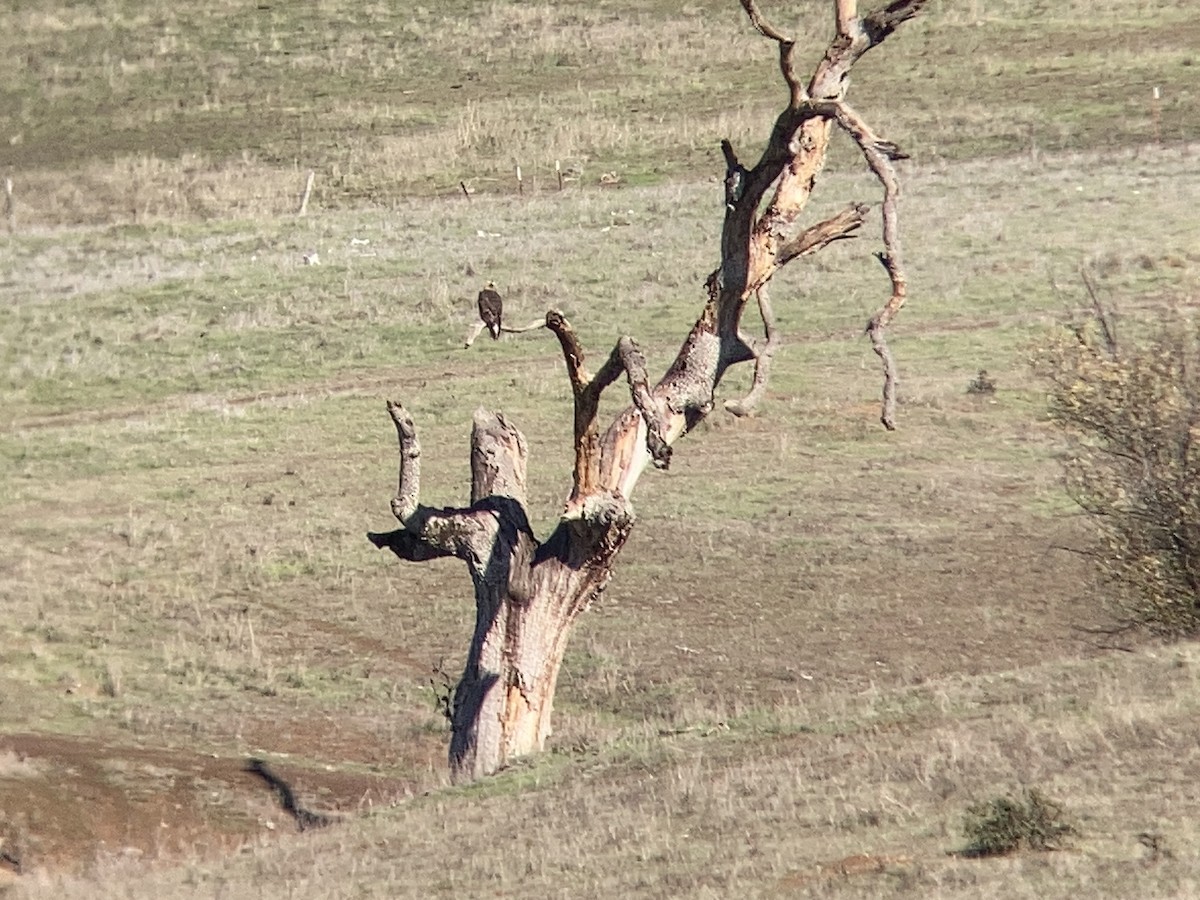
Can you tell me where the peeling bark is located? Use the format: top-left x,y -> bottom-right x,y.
369,0 -> 923,782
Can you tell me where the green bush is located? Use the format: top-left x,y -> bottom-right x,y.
1035,300 -> 1200,636
961,789 -> 1076,857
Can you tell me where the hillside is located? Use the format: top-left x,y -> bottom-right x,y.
2,1 -> 1199,896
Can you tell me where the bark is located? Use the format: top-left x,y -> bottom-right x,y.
369,402 -> 635,782
369,0 -> 923,782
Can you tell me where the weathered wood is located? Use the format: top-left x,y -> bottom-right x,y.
297,170 -> 315,216
370,0 -> 923,782
3,176 -> 14,233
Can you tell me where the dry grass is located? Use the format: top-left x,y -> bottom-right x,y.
2,143 -> 1197,896
3,0 -> 1198,224
3,0 -> 1200,896
13,648 -> 1200,897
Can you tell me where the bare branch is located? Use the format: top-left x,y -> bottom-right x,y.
546,309 -> 603,497
546,309 -> 591,393
854,131 -> 907,430
590,344 -> 629,396
866,316 -> 900,430
725,286 -> 780,417
502,319 -> 547,335
586,337 -> 671,470
770,202 -> 870,281
614,336 -> 672,469
546,310 -> 672,497
836,0 -> 859,36
739,0 -> 793,43
388,400 -> 422,524
861,0 -> 928,47
463,321 -> 485,349
464,317 -> 545,349
1080,268 -> 1119,356
720,138 -> 742,171
740,0 -> 806,106
799,98 -> 907,430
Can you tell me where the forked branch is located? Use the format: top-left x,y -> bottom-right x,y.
367,401 -> 517,563
757,201 -> 871,289
545,310 -> 670,501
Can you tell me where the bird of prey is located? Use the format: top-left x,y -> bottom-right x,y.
477,282 -> 503,339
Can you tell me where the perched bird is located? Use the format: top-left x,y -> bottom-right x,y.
477,282 -> 503,340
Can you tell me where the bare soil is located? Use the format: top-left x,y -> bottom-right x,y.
0,732 -> 413,877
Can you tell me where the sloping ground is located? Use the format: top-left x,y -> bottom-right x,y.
0,733 -> 412,877
9,640 -> 1200,899
0,472 -> 1104,886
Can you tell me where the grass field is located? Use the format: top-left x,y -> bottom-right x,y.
2,0 -> 1200,896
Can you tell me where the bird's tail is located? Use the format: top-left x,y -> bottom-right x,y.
489,324 -> 500,339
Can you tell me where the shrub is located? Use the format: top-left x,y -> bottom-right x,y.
961,789 -> 1076,857
1035,297 -> 1200,636
966,369 -> 997,395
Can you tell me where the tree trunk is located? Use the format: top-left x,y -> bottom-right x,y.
369,0 -> 925,783
370,404 -> 636,781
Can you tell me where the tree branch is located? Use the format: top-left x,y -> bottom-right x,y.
803,97 -> 908,430
545,311 -> 672,502
740,0 -> 806,106
545,309 -> 603,499
1080,267 -> 1119,356
464,317 -> 546,349
835,0 -> 859,36
387,400 -> 423,524
366,527 -> 455,562
725,285 -> 780,417
463,321 -> 485,349
781,200 -> 870,261
372,400 -> 511,561
861,0 -> 928,46
755,201 -> 870,290
613,336 -> 672,470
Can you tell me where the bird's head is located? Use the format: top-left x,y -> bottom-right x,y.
484,280 -> 497,290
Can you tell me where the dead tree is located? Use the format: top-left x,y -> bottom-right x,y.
369,0 -> 923,783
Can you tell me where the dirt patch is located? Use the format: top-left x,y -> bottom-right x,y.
775,853 -> 916,890
0,733 -> 412,877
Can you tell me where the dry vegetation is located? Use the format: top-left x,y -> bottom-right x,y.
2,0 -> 1200,897
1038,302 -> 1200,636
4,0 -> 1198,224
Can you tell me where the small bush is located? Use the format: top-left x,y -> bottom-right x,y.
961,789 -> 1076,857
966,369 -> 997,395
1034,297 -> 1200,636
